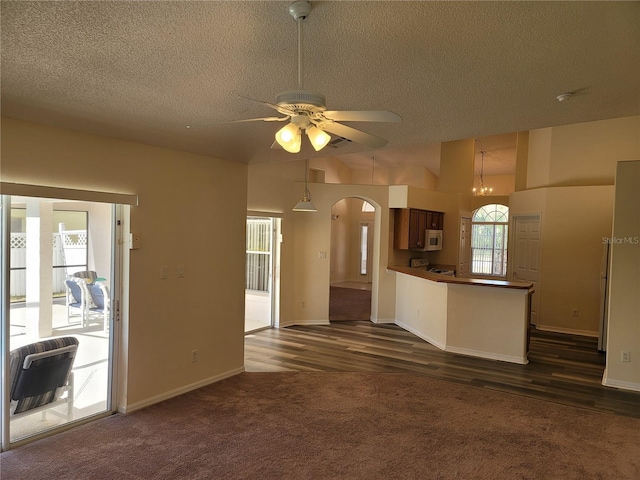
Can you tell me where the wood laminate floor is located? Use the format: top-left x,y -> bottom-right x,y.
245,321 -> 640,418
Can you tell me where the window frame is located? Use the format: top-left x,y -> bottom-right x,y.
471,204 -> 509,278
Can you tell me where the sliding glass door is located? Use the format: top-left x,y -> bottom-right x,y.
1,195 -> 120,449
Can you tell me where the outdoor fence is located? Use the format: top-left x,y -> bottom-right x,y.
10,231 -> 87,298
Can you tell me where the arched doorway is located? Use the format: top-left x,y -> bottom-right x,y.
328,197 -> 375,321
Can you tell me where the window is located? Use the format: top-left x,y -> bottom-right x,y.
471,204 -> 508,277
360,223 -> 369,275
362,201 -> 375,212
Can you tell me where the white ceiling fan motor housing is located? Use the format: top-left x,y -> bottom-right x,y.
276,90 -> 326,113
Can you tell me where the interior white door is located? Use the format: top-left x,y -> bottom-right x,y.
458,216 -> 471,278
513,215 -> 541,325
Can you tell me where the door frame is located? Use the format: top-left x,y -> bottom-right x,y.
244,214 -> 281,332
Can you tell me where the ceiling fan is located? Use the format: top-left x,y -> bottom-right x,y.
230,0 -> 401,154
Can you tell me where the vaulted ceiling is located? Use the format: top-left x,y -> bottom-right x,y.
1,1 -> 638,176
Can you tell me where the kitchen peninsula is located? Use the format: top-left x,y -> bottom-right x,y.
389,266 -> 534,364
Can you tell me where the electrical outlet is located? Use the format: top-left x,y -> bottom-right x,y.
301,300 -> 306,308
621,351 -> 631,363
572,309 -> 579,317
191,350 -> 198,363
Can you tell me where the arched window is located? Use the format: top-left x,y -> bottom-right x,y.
362,201 -> 375,212
471,204 -> 508,276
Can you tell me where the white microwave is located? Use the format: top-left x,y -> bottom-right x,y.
413,229 -> 443,251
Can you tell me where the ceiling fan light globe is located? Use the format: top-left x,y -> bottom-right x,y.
306,126 -> 331,151
276,123 -> 302,153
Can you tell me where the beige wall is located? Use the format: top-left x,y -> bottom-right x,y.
349,164 -> 438,190
514,131 -> 529,192
513,115 -> 639,337
438,138 -> 475,193
549,116 -> 640,186
330,198 -> 351,284
542,186 -> 613,333
604,161 -> 640,391
247,159 -> 396,326
329,197 -> 374,284
511,186 -> 615,335
474,174 -> 515,196
526,127 -> 553,189
527,116 -> 640,188
1,117 -> 248,410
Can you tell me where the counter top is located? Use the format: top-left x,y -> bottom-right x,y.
388,265 -> 534,290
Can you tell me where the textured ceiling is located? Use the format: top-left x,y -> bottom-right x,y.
1,1 -> 639,177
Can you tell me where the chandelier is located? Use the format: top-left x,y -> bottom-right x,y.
473,150 -> 493,196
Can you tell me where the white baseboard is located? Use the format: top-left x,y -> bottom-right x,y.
395,320 -> 446,350
371,317 -> 395,324
281,319 -> 331,327
535,324 -> 598,337
445,345 -> 528,365
395,321 -> 527,364
602,369 -> 640,392
119,366 -> 245,414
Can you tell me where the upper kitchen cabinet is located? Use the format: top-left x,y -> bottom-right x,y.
394,208 -> 426,250
426,211 -> 444,230
394,209 -> 425,250
394,208 -> 444,250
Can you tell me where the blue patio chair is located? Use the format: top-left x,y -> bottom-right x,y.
87,283 -> 110,332
9,336 -> 78,420
65,278 -> 88,325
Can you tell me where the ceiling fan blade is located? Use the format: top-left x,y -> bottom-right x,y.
227,116 -> 289,123
321,122 -> 389,148
323,110 -> 401,123
238,95 -> 295,117
238,95 -> 280,111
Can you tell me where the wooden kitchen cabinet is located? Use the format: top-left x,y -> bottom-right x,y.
394,208 -> 426,250
426,211 -> 444,230
394,208 -> 444,250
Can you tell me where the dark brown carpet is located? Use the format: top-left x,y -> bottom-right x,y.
329,286 -> 371,321
2,372 -> 639,479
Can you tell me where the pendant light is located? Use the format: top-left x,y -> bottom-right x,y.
292,159 -> 317,212
473,150 -> 493,196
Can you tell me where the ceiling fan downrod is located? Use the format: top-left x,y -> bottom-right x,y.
289,0 -> 312,90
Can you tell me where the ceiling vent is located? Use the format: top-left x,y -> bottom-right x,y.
328,137 -> 352,148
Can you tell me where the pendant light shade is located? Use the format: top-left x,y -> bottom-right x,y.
292,198 -> 317,212
275,123 -> 302,153
292,159 -> 317,212
306,126 -> 331,151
